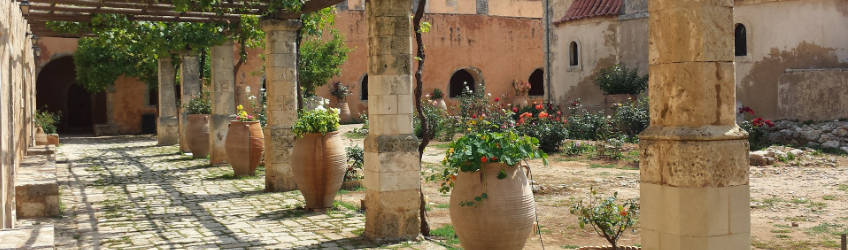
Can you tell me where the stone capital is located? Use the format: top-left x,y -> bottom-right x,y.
260,19 -> 302,32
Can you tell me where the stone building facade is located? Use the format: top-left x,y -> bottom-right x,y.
547,0 -> 848,120
0,0 -> 38,228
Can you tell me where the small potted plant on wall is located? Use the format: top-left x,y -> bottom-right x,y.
570,189 -> 640,250
35,109 -> 61,146
431,88 -> 447,110
330,82 -> 352,123
225,105 -> 264,177
291,107 -> 346,210
595,64 -> 648,112
185,93 -> 211,159
512,80 -> 531,107
433,130 -> 547,250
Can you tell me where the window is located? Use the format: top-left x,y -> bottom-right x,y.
449,69 -> 476,98
569,41 -> 579,66
528,69 -> 544,96
360,74 -> 368,100
735,23 -> 747,56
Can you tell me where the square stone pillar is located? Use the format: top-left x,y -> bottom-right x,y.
639,0 -> 750,249
157,56 -> 179,146
364,0 -> 421,241
209,42 -> 236,165
261,19 -> 300,192
179,53 -> 202,153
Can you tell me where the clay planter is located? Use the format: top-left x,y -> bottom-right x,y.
578,246 -> 641,250
292,131 -> 346,209
46,134 -> 59,146
437,99 -> 448,110
225,120 -> 264,177
450,163 -> 536,250
338,102 -> 353,124
35,127 -> 48,145
187,114 -> 210,159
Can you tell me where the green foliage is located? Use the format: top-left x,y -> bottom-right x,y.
570,189 -> 639,249
292,108 -> 340,137
414,100 -> 446,139
597,138 -> 625,160
185,92 -> 211,115
612,95 -> 649,139
298,31 -> 350,96
345,145 -> 364,181
565,99 -> 615,140
351,113 -> 369,136
738,106 -> 773,150
246,86 -> 267,127
595,64 -> 648,95
514,103 -> 569,153
35,109 -> 62,134
431,88 -> 444,100
234,104 -> 258,122
564,141 -> 594,156
330,82 -> 351,101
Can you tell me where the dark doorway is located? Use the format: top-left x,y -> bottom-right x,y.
569,42 -> 579,66
528,69 -> 544,96
735,23 -> 747,56
36,56 -> 106,134
360,74 -> 368,101
449,69 -> 476,98
66,85 -> 93,131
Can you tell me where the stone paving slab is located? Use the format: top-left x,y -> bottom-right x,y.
0,224 -> 54,249
52,135 -> 444,249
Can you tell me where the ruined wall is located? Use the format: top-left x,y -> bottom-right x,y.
549,17 -> 619,108
0,0 -> 37,228
777,69 -> 848,121
735,0 -> 848,119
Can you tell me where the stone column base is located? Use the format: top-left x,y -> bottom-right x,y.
264,127 -> 296,192
157,116 -> 179,145
209,114 -> 230,165
363,135 -> 421,241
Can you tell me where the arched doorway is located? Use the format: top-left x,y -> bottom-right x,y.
449,69 -> 481,98
36,56 -> 106,134
528,68 -> 544,96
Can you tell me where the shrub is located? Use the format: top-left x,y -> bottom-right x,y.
514,103 -> 569,153
234,104 -> 258,122
245,86 -> 267,127
455,83 -> 516,134
570,189 -> 639,249
185,93 -> 211,115
414,100 -> 446,139
351,113 -> 369,135
565,99 -> 615,140
564,141 -> 594,156
35,109 -> 61,134
738,106 -> 773,150
431,88 -> 444,100
611,95 -> 649,140
596,138 -> 625,160
344,145 -> 364,181
292,108 -> 340,137
595,64 -> 648,95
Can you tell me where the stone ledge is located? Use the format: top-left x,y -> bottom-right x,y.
0,224 -> 54,249
15,154 -> 60,218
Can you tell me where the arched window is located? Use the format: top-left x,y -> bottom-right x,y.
735,23 -> 747,56
449,69 -> 476,98
528,69 -> 544,96
569,41 -> 579,66
360,74 -> 369,100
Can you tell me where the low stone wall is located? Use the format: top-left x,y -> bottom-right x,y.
764,120 -> 848,153
778,68 -> 848,121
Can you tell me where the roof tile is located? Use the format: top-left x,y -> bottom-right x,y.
554,0 -> 622,25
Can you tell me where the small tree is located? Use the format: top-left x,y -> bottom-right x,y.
298,31 -> 350,101
595,64 -> 648,95
570,189 -> 639,249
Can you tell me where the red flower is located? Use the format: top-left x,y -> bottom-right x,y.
620,210 -> 628,217
535,104 -> 543,111
490,156 -> 498,162
494,97 -> 500,102
480,156 -> 488,163
765,120 -> 775,127
739,106 -> 755,115
472,114 -> 477,119
538,112 -> 549,119
512,107 -> 519,113
752,117 -> 764,127
557,111 -> 562,115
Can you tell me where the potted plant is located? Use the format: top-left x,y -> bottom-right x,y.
330,82 -> 353,123
185,94 -> 211,159
595,64 -> 648,113
433,130 -> 547,250
512,80 -> 531,107
34,109 -> 61,146
342,145 -> 364,190
291,107 -> 346,210
225,105 -> 264,177
570,189 -> 640,250
431,88 -> 447,110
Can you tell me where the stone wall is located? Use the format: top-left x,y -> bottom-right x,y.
765,120 -> 848,152
0,0 -> 38,228
777,68 -> 848,121
549,16 -> 619,109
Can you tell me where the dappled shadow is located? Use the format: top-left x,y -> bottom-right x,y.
251,207 -> 314,221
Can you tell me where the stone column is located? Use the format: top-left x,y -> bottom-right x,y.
157,57 -> 179,145
261,19 -> 300,192
639,0 -> 749,249
363,0 -> 421,241
179,53 -> 202,153
209,42 -> 236,164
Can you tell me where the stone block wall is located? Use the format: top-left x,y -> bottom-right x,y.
778,68 -> 848,121
0,0 -> 38,229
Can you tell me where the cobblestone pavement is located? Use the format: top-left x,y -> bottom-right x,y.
51,135 -> 442,249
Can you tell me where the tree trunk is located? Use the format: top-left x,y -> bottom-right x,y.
412,0 -> 431,237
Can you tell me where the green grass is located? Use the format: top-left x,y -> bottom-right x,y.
838,184 -> 848,192
759,197 -> 785,208
434,203 -> 450,209
337,186 -> 366,194
775,234 -> 791,239
332,200 -> 359,211
790,198 -> 809,205
589,163 -> 617,169
822,195 -> 837,200
431,224 -> 461,249
771,229 -> 792,234
807,201 -> 826,210
561,245 -> 580,249
343,131 -> 367,140
806,223 -> 848,236
352,228 -> 364,236
431,143 -> 452,150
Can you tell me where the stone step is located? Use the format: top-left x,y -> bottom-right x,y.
0,224 -> 54,249
15,152 -> 59,219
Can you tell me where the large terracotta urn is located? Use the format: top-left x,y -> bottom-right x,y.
187,114 -> 210,159
35,127 -> 48,146
437,99 -> 448,110
338,101 -> 352,124
292,131 -> 346,209
225,120 -> 264,177
450,163 -> 536,250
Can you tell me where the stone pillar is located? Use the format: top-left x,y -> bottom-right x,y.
179,53 -> 202,153
363,0 -> 421,241
209,42 -> 236,164
261,19 -> 300,192
157,57 -> 179,145
639,0 -> 749,249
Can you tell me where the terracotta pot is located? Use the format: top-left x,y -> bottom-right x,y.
225,120 -> 264,177
578,246 -> 641,250
338,102 -> 352,124
450,163 -> 535,250
46,134 -> 59,146
513,95 -> 529,107
437,99 -> 448,110
35,127 -> 48,146
292,131 -> 346,209
187,114 -> 210,159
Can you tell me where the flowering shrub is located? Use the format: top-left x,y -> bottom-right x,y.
414,99 -> 446,139
595,64 -> 648,95
234,105 -> 257,122
454,83 -> 516,133
565,99 -> 616,140
564,141 -> 594,156
514,103 -> 569,153
431,130 -> 547,206
612,95 -> 649,140
292,108 -> 340,137
344,145 -> 364,181
35,109 -> 61,134
186,93 -> 211,115
245,86 -> 267,127
738,106 -> 773,150
570,189 -> 639,249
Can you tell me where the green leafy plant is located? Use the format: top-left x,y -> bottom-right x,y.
566,99 -> 616,140
351,113 -> 369,136
738,106 -> 773,150
345,145 -> 364,181
432,130 -> 547,206
330,82 -> 351,101
185,92 -> 211,115
292,108 -> 340,137
415,100 -> 446,139
298,31 -> 350,97
234,104 -> 257,122
245,86 -> 266,127
612,94 -> 649,139
514,103 -> 569,153
35,109 -> 62,134
564,141 -> 594,156
595,64 -> 648,95
431,88 -> 444,100
570,189 -> 639,249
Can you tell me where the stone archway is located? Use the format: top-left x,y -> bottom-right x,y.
36,56 -> 106,134
448,68 -> 484,98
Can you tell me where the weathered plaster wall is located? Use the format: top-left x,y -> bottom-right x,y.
549,17 -> 619,108
777,69 -> 848,121
0,0 -> 37,228
487,0 -> 544,18
735,0 -> 848,119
